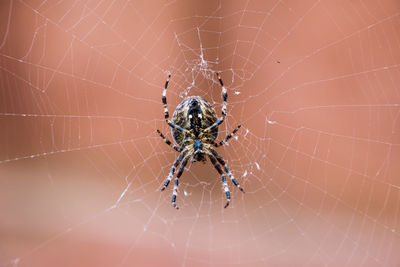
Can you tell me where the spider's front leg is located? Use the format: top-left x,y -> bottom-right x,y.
171,153 -> 191,209
210,148 -> 245,193
207,153 -> 231,208
161,149 -> 187,191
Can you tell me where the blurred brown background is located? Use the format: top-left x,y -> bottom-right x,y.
1,0 -> 400,266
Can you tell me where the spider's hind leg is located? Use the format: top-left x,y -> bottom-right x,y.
202,73 -> 229,134
162,74 -> 171,120
216,72 -> 228,117
160,75 -> 191,134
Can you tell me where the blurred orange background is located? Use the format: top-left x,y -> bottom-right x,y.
1,0 -> 399,266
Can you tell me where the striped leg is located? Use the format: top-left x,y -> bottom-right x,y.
224,164 -> 245,193
156,129 -> 180,152
172,177 -> 179,209
203,73 -> 228,133
214,125 -> 241,147
161,75 -> 191,134
161,149 -> 187,191
203,117 -> 224,133
216,72 -> 228,117
210,149 -> 245,193
221,174 -> 230,208
208,153 -> 231,208
171,153 -> 191,209
162,74 -> 171,120
167,120 -> 190,133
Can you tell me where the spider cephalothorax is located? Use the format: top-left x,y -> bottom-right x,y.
156,73 -> 245,209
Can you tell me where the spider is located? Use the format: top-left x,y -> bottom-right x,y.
156,73 -> 245,209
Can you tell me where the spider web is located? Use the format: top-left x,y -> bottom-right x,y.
1,0 -> 400,266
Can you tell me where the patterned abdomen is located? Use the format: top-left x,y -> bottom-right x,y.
171,96 -> 218,145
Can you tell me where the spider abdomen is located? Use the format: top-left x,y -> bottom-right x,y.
171,96 -> 218,145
